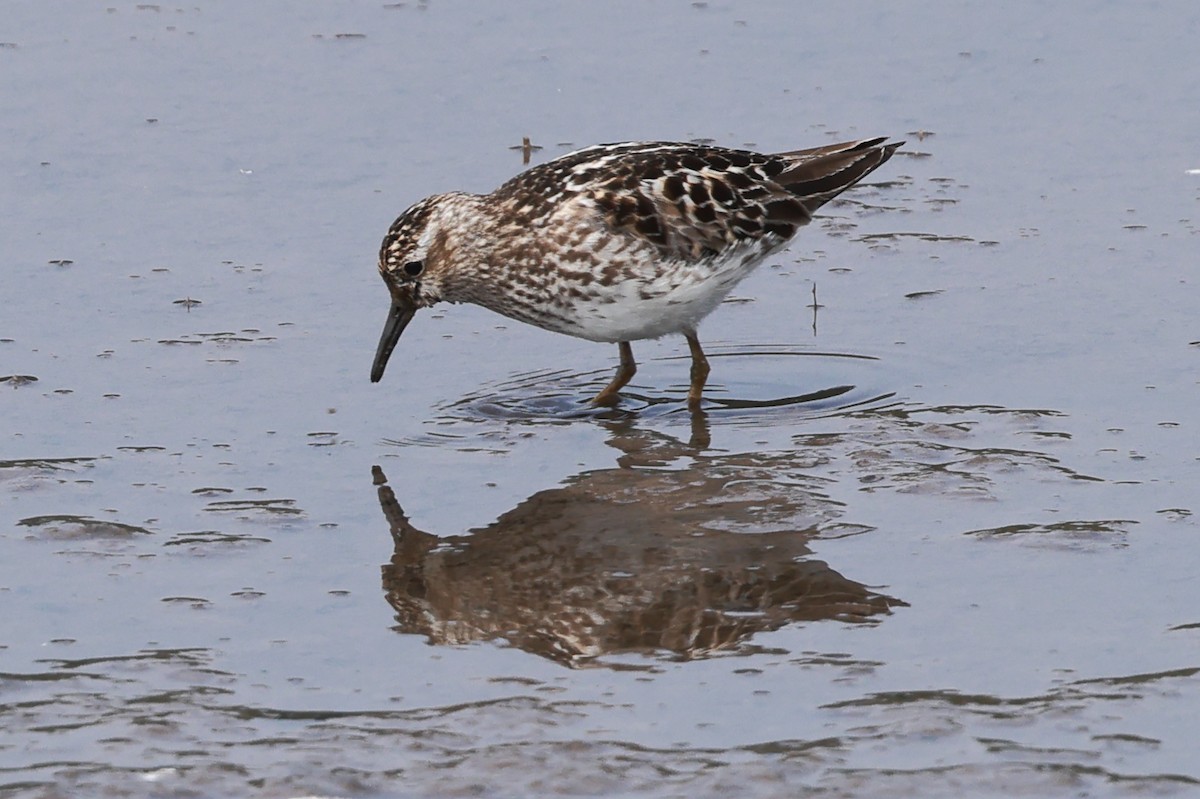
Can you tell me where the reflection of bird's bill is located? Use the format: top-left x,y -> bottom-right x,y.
372,466 -> 401,527
371,300 -> 417,383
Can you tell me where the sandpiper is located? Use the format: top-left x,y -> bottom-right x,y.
371,137 -> 901,408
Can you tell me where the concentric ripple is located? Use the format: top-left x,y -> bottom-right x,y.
437,344 -> 902,423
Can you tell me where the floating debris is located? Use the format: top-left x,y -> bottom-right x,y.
1,456 -> 96,470
508,136 -> 542,164
204,498 -> 303,516
160,596 -> 211,607
856,232 -> 976,243
965,519 -> 1137,549
166,530 -> 271,546
18,514 -> 153,538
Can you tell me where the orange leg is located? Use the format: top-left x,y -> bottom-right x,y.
592,341 -> 636,406
685,332 -> 710,409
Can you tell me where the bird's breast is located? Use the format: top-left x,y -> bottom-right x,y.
468,237 -> 777,343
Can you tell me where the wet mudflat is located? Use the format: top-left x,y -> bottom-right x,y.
3,2 -> 1200,797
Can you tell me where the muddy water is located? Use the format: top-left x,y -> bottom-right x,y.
4,2 -> 1200,798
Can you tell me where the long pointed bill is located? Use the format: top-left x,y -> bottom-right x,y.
371,300 -> 417,383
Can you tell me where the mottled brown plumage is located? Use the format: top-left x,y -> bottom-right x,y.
372,137 -> 901,407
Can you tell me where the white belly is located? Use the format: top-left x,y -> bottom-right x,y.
552,240 -> 779,343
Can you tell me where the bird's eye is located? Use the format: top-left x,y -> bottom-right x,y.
403,260 -> 424,278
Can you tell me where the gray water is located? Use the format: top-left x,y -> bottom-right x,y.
3,2 -> 1200,797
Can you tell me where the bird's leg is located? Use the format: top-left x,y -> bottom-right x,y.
592,341 -> 636,406
685,332 -> 710,409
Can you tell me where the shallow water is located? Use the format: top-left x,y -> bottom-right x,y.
4,2 -> 1200,797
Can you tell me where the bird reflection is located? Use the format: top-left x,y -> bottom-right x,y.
376,418 -> 903,667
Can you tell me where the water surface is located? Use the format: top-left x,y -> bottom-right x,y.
3,2 -> 1200,797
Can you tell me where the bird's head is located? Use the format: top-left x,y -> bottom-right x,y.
370,195 -> 454,383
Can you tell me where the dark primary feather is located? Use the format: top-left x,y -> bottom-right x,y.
775,136 -> 900,214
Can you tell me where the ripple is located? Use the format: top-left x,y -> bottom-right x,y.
436,345 -> 901,424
